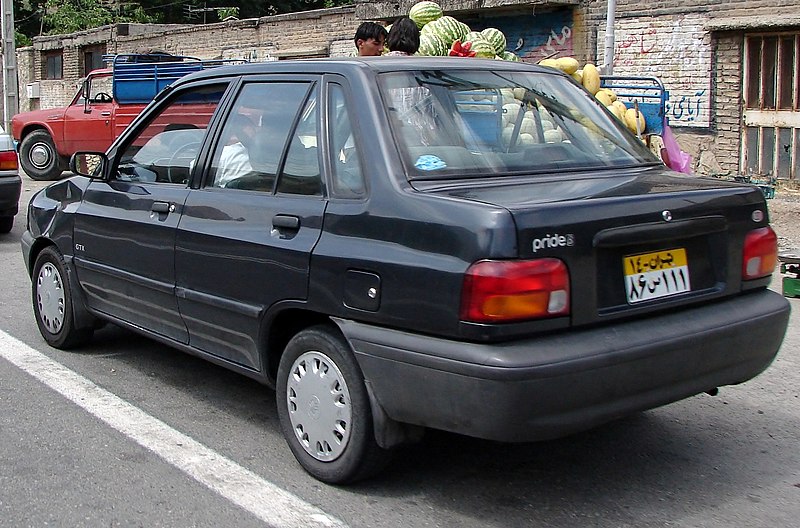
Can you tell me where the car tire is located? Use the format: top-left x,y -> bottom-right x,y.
276,325 -> 392,484
19,130 -> 65,181
32,246 -> 93,349
0,216 -> 12,233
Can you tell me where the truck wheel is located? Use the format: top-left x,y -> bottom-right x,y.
32,246 -> 93,349
0,216 -> 12,233
276,325 -> 392,484
19,130 -> 64,181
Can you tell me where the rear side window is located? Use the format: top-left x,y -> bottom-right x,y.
328,83 -> 365,198
208,82 -> 318,194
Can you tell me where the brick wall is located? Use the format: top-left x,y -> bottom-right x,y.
18,7 -> 359,110
586,0 -> 800,176
597,14 -> 712,128
111,8 -> 358,61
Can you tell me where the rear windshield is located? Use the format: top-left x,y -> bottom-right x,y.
378,70 -> 659,179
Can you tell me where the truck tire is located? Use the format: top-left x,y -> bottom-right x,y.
19,130 -> 65,181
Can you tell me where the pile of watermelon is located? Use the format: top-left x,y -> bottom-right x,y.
408,1 -> 519,61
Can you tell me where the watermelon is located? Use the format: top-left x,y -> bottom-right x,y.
501,51 -> 520,62
480,27 -> 507,55
470,39 -> 496,59
409,1 -> 443,29
417,32 -> 448,56
422,16 -> 465,47
463,31 -> 485,45
456,21 -> 471,42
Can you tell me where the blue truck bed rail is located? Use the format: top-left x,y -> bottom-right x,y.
109,54 -> 245,104
599,76 -> 668,135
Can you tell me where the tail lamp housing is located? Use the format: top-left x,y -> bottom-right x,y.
460,258 -> 570,323
742,226 -> 778,280
0,150 -> 17,171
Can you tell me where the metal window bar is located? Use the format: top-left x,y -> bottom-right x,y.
742,33 -> 800,180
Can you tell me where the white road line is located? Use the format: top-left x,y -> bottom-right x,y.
0,330 -> 347,528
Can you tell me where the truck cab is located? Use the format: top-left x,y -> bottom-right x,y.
11,54 -> 206,180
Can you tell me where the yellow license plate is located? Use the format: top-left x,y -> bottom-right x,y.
624,248 -> 691,304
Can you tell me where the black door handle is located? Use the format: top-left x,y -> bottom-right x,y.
152,202 -> 172,214
273,214 -> 300,230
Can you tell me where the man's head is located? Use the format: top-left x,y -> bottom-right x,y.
354,22 -> 388,57
229,114 -> 257,149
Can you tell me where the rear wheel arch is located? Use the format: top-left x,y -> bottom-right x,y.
263,308 -> 330,385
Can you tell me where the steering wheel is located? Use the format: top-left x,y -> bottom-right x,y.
94,92 -> 112,103
166,141 -> 200,183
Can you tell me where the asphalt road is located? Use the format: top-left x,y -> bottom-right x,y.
1,177 -> 799,528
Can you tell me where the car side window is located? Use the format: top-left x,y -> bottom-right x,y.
116,85 -> 225,184
329,83 -> 365,198
275,92 -> 322,196
209,82 -> 313,193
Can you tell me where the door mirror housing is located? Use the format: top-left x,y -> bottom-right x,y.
70,152 -> 107,178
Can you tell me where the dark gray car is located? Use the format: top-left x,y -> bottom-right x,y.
21,58 -> 790,484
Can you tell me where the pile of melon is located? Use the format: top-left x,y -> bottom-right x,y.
538,57 -> 646,135
408,1 -> 520,62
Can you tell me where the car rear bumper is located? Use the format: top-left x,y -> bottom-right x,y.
0,173 -> 21,216
336,289 -> 790,442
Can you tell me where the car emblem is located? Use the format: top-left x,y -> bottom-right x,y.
662,210 -> 673,222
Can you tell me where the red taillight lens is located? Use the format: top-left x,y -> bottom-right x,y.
0,150 -> 17,171
460,259 -> 570,323
742,226 -> 778,280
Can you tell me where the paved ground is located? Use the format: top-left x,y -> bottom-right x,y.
770,189 -> 800,253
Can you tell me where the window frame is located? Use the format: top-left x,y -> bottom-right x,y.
43,51 -> 63,80
742,32 -> 800,180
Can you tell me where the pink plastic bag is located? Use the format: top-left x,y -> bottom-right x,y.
660,122 -> 693,174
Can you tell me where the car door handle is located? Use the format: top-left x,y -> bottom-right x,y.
151,202 -> 173,214
100,111 -> 112,117
273,214 -> 300,230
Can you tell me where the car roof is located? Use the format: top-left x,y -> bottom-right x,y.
169,57 -> 553,87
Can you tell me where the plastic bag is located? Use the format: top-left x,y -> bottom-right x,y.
660,122 -> 693,174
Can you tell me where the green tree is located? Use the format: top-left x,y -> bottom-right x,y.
13,0 -> 354,42
41,0 -> 157,34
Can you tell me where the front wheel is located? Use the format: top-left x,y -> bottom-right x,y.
32,246 -> 93,349
19,130 -> 65,181
276,325 -> 391,484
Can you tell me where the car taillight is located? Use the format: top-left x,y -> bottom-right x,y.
460,258 -> 570,323
742,226 -> 778,280
0,150 -> 17,171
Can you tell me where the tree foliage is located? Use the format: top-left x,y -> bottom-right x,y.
13,0 -> 354,43
41,0 -> 157,35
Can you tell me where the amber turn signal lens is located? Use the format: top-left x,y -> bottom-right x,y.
460,258 -> 570,323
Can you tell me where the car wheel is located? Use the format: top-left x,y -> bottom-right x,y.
276,325 -> 391,484
32,246 -> 93,349
0,216 -> 12,234
19,130 -> 64,181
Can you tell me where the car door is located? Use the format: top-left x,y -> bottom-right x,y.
175,77 -> 326,369
63,73 -> 116,153
72,82 -> 230,343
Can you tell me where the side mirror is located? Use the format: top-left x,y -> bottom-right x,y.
70,152 -> 107,178
83,78 -> 91,113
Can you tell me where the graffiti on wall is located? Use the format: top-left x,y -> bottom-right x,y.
598,14 -> 712,128
466,9 -> 574,62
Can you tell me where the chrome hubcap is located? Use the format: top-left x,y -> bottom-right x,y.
36,262 -> 65,334
30,143 -> 53,169
286,350 -> 351,462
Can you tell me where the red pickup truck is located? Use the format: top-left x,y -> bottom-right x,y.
11,54 -> 209,180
